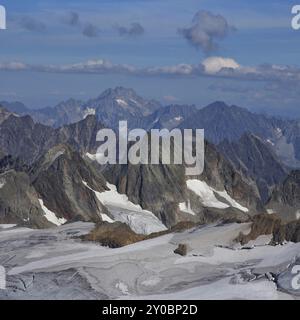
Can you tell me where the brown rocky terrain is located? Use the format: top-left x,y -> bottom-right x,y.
236,213 -> 300,245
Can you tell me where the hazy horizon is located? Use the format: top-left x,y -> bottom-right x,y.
1,0 -> 300,118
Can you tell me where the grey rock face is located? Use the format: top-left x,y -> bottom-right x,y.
55,115 -> 103,154
0,115 -> 54,164
140,104 -> 198,130
267,170 -> 300,221
0,105 -> 15,124
0,141 -> 111,228
30,144 -> 108,224
0,170 -> 52,228
102,141 -> 261,228
218,133 -> 288,203
199,141 -> 263,213
0,114 -> 101,164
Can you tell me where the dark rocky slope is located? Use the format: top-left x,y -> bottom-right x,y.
218,133 -> 288,202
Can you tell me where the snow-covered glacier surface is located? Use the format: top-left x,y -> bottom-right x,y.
0,222 -> 300,300
82,181 -> 167,235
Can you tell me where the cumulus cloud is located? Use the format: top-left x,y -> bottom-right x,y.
82,23 -> 99,38
179,10 -> 235,54
1,57 -> 300,86
202,57 -> 240,74
116,22 -> 145,37
19,17 -> 47,33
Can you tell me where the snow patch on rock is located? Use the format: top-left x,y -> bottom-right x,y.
85,153 -> 97,161
101,213 -> 114,223
179,200 -> 195,215
186,179 -> 248,212
0,179 -> 5,189
83,108 -> 96,119
116,99 -> 128,107
186,180 -> 229,209
216,190 -> 248,212
174,116 -> 183,122
82,181 -> 167,235
38,199 -> 67,226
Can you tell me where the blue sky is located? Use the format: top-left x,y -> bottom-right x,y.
0,0 -> 300,117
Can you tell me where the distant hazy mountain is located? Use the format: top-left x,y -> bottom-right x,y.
0,101 -> 29,115
1,99 -> 86,128
1,87 -> 162,129
179,101 -> 300,169
180,101 -> 284,143
83,87 -> 161,129
139,104 -> 198,130
218,133 -> 288,203
36,99 -> 86,127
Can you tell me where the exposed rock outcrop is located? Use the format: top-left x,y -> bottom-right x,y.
267,170 -> 300,222
82,222 -> 145,248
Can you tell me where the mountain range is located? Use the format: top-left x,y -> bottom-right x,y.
0,87 -> 299,234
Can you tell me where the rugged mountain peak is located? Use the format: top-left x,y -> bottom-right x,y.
199,101 -> 256,121
30,144 -> 108,224
55,98 -> 83,106
0,101 -> 29,114
267,170 -> 300,221
205,100 -> 230,110
98,86 -> 138,99
32,143 -> 72,171
0,169 -> 53,228
180,100 -> 285,146
57,114 -> 103,153
0,105 -> 16,124
83,87 -> 161,129
218,132 -> 288,203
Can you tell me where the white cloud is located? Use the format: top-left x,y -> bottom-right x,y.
1,57 -> 300,86
0,61 -> 28,71
202,57 -> 240,74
